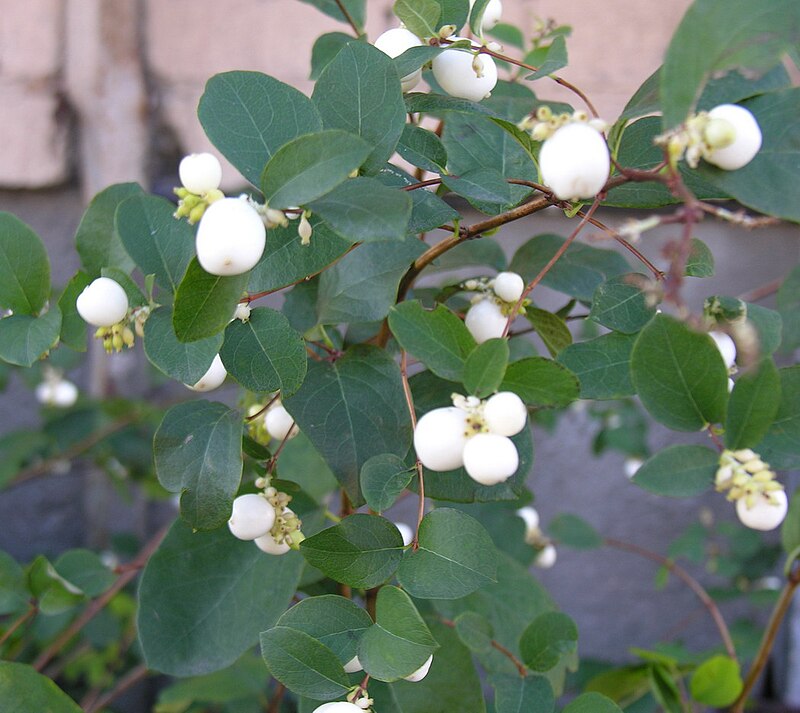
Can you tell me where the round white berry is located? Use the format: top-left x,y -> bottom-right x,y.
515,506 -> 540,533
76,277 -> 129,327
394,522 -> 414,546
187,354 -> 227,392
374,27 -> 424,92
736,490 -> 788,532
228,494 -> 275,541
35,380 -> 79,408
195,197 -> 266,276
624,457 -> 644,479
343,655 -> 363,673
535,544 -> 557,569
254,531 -> 291,555
493,271 -> 524,303
312,703 -> 363,713
709,330 -> 736,369
179,153 -> 222,195
265,403 -> 299,442
432,41 -> 498,102
469,0 -> 502,30
462,432 -> 519,485
705,104 -> 762,171
404,654 -> 433,682
539,122 -> 611,200
413,407 -> 469,472
464,298 -> 507,344
484,391 -> 527,437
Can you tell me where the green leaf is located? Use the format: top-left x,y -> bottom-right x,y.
316,239 -> 424,324
520,612 -> 578,673
525,308 -> 572,357
27,555 -> 83,614
220,307 -> 307,395
394,46 -> 446,80
725,358 -> 781,449
173,258 -> 249,342
747,303 -> 782,356
492,674 -> 555,713
781,487 -> 800,555
660,0 -> 800,128
198,71 -> 323,186
57,272 -> 91,351
549,514 -> 602,549
153,401 -> 243,530
689,655 -> 743,707
589,274 -> 658,334
398,508 -> 498,599
632,445 -> 718,498
262,131 -> 371,209
405,91 -> 493,117
778,264 -> 800,351
277,595 -> 373,664
138,518 -> 304,676
500,357 -> 579,408
510,235 -> 630,301
0,551 -> 29,615
427,238 -> 507,273
757,366 -> 800,469
697,88 -> 800,222
300,513 -> 405,588
649,666 -> 683,713
0,662 -> 83,713
685,239 -> 715,277
463,338 -> 509,397
0,308 -> 62,367
0,212 -> 51,315
630,314 -> 729,431
53,549 -> 114,598
361,454 -> 414,512
397,125 -> 448,173
443,168 -> 514,213
313,42 -> 406,175
298,0 -> 365,28
144,306 -> 222,385
454,611 -> 493,653
524,35 -> 568,80
261,626 -> 349,701
74,183 -> 142,278
283,346 -> 412,504
310,32 -> 353,80
557,332 -> 636,400
357,585 -> 438,682
563,692 -> 624,713
435,0 -> 470,29
115,195 -> 195,293
389,300 -> 477,382
308,177 -> 412,242
393,0 -> 440,38
468,0 -> 491,33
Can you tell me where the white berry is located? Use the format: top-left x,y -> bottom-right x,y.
462,432 -> 519,485
464,298 -> 507,344
709,330 -> 736,369
493,271 -> 524,303
432,41 -> 498,102
187,354 -> 227,392
413,407 -> 468,471
233,302 -> 251,322
469,0 -> 502,31
404,654 -> 433,682
265,403 -> 299,442
179,152 -> 222,195
35,380 -> 78,408
535,544 -> 557,569
539,122 -> 611,200
195,197 -> 266,276
484,391 -> 527,437
704,104 -> 762,171
736,490 -> 788,532
624,457 -> 643,479
254,532 -> 291,555
394,522 -> 414,546
515,506 -> 540,533
374,27 -> 424,92
312,703 -> 363,713
76,277 -> 129,327
228,494 -> 275,541
343,655 -> 363,673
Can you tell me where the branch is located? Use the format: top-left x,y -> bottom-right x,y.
604,537 -> 736,660
85,663 -> 149,713
0,604 -> 37,649
400,351 -> 425,547
441,618 -> 527,677
333,0 -> 361,36
737,277 -> 783,303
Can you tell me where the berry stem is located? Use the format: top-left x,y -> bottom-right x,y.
333,0 -> 361,36
603,537 -> 737,660
400,350 -> 426,548
245,392 -> 281,423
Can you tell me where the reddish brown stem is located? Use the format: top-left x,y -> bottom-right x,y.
403,178 -> 444,191
333,0 -> 361,36
400,351 -> 425,547
737,277 -> 783,303
85,663 -> 149,713
0,604 -> 37,649
267,682 -> 286,713
245,392 -> 281,423
578,212 -> 664,280
441,618 -> 526,677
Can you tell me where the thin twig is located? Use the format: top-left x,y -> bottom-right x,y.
333,0 -> 361,36
0,604 -> 37,648
604,537 -> 736,660
267,682 -> 286,713
441,618 -> 526,677
85,663 -> 149,713
400,351 -> 425,547
578,212 -> 664,280
245,393 -> 281,422
737,277 -> 783,304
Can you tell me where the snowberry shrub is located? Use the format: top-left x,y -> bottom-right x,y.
1,0 -> 800,711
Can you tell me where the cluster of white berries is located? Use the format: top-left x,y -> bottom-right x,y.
516,506 -> 557,568
658,104 -> 762,171
247,399 -> 300,445
414,391 -> 527,485
715,449 -> 788,531
35,368 -> 78,408
228,485 -> 304,555
76,277 -> 136,353
463,271 -> 525,343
